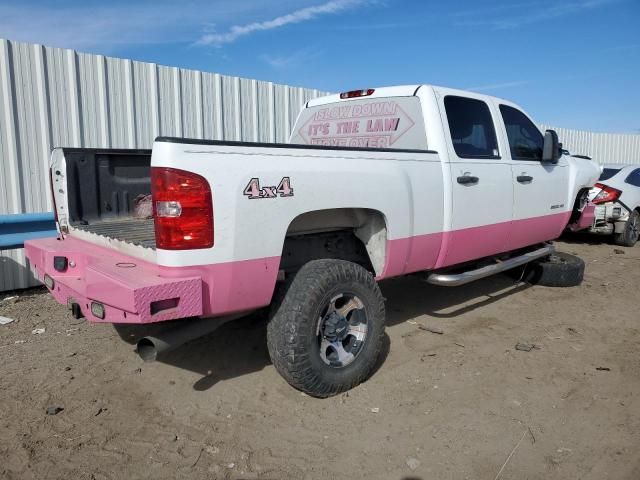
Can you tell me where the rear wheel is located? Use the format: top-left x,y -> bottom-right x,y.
513,252 -> 585,287
267,259 -> 385,398
613,210 -> 639,247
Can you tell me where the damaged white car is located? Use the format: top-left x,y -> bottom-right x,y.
589,164 -> 640,246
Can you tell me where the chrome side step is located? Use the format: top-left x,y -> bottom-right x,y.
426,244 -> 555,287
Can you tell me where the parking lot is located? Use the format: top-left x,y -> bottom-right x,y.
1,237 -> 639,480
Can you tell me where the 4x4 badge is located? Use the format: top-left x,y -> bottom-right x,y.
243,177 -> 294,199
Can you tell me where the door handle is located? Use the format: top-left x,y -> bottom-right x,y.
517,175 -> 533,183
457,175 -> 479,185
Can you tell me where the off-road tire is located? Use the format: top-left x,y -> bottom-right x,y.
514,252 -> 585,287
613,210 -> 639,247
267,259 -> 385,398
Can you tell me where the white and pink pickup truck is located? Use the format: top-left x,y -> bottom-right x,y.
25,85 -> 600,397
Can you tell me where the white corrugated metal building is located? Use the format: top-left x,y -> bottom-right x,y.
1,38 -> 639,292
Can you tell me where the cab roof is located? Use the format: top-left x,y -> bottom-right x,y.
306,84 -> 512,108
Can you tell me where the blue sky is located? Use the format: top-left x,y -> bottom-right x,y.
1,0 -> 638,132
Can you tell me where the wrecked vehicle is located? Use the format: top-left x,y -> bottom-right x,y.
588,164 -> 640,246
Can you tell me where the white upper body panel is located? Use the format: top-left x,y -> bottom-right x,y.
151,140 -> 444,267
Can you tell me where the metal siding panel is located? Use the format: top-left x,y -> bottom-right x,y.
180,69 -> 200,139
239,78 -> 257,142
132,60 -> 156,147
11,42 -> 46,214
78,52 -> 107,148
201,71 -> 222,140
221,75 -> 238,140
105,57 -> 134,148
256,80 -> 273,143
157,65 -> 179,137
1,39 -> 23,215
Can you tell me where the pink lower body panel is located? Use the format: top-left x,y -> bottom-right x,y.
381,211 -> 572,278
24,236 -> 280,324
25,211 -> 572,324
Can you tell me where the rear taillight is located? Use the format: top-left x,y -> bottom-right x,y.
151,167 -> 213,250
340,88 -> 374,99
592,183 -> 622,205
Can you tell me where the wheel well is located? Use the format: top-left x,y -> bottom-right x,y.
280,208 -> 387,276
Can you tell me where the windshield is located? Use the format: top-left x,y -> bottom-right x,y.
599,168 -> 621,181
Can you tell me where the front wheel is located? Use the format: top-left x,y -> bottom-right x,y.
613,210 -> 640,247
267,259 -> 385,398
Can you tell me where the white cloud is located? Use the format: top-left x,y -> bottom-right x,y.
196,0 -> 368,47
260,47 -> 323,68
0,1 -> 300,52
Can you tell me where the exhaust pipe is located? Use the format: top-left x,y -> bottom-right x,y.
136,313 -> 246,362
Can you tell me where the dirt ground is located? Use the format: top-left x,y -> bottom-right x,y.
1,237 -> 639,480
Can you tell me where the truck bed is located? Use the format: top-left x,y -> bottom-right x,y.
74,218 -> 156,249
54,148 -> 154,252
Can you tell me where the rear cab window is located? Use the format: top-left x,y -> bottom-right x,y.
599,168 -> 621,181
443,96 -> 499,159
290,96 -> 428,150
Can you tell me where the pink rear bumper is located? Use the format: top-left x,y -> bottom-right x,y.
24,236 -> 280,324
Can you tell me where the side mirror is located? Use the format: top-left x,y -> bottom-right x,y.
542,129 -> 561,163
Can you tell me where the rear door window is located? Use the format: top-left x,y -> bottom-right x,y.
624,168 -> 640,187
499,105 -> 544,161
444,96 -> 499,159
290,96 -> 428,150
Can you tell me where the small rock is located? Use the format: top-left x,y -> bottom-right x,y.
46,406 -> 64,415
14,340 -> 26,344
614,249 -> 625,254
226,463 -> 235,469
370,407 -> 380,413
31,328 -> 45,335
172,434 -> 178,442
515,342 -> 535,352
406,457 -> 421,470
205,445 -> 219,455
64,366 -> 71,371
134,367 -> 142,374
67,352 -> 77,357
0,316 -> 14,325
596,366 -> 610,371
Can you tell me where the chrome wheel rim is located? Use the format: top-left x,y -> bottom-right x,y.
317,293 -> 368,368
